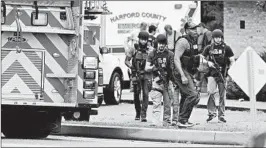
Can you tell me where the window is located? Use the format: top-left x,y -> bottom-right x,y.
84,30 -> 96,45
112,48 -> 125,53
1,10 -> 5,24
240,20 -> 245,29
1,1 -> 6,24
31,12 -> 48,26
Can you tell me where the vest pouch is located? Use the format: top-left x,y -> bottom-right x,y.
138,70 -> 145,80
214,55 -> 225,65
181,56 -> 193,70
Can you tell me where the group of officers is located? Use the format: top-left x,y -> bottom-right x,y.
124,21 -> 235,128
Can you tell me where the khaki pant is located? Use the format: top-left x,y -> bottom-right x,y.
207,77 -> 226,118
149,78 -> 179,125
167,81 -> 180,123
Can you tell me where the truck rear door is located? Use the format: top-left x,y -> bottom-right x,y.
1,48 -> 45,102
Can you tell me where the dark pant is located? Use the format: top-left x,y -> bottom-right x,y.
133,79 -> 149,119
175,70 -> 200,123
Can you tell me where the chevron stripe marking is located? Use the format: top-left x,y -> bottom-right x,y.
33,33 -> 68,73
11,88 -> 21,94
4,5 -> 67,28
2,61 -> 41,93
2,74 -> 33,95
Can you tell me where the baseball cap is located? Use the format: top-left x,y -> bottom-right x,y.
184,22 -> 198,30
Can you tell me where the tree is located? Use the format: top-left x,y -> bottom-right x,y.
201,1 -> 224,31
256,1 -> 266,12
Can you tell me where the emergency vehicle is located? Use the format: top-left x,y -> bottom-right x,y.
82,22 -> 123,105
86,1 -> 201,105
1,0 -> 109,138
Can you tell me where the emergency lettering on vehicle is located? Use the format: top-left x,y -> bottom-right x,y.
110,12 -> 167,23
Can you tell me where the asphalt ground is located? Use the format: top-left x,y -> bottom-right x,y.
1,135 -> 243,147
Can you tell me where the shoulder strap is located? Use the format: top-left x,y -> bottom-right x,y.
132,43 -> 139,58
151,49 -> 158,65
173,30 -> 178,49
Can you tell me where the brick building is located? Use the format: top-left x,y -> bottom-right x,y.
224,1 -> 266,57
202,1 -> 266,57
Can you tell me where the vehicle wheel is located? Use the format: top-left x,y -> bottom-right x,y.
63,112 -> 73,120
2,112 -> 51,139
104,72 -> 122,105
2,127 -> 50,139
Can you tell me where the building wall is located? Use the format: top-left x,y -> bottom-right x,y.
224,1 -> 266,57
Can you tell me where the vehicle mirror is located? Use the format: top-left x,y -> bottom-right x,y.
100,47 -> 109,54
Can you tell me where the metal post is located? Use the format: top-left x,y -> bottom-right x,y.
247,50 -> 257,130
0,1 -> 2,136
0,2 -> 2,99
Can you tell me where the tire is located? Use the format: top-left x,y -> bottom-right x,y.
2,128 -> 50,139
104,72 -> 122,105
2,112 -> 52,139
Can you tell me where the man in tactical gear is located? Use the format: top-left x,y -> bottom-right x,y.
195,22 -> 213,93
125,31 -> 152,122
125,22 -> 148,92
148,25 -> 157,49
164,25 -> 181,126
164,24 -> 182,53
173,22 -> 201,128
197,23 -> 212,53
201,29 -> 235,123
145,34 -> 179,126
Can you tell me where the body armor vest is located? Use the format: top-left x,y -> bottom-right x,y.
152,49 -> 171,81
132,44 -> 148,79
180,35 -> 199,75
209,43 -> 226,67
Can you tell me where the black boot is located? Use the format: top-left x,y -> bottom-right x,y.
135,113 -> 140,120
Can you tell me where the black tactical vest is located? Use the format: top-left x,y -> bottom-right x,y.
209,43 -> 226,67
152,49 -> 171,80
132,44 -> 148,73
180,35 -> 199,75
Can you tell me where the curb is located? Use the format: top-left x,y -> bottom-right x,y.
120,100 -> 266,112
55,123 -> 248,145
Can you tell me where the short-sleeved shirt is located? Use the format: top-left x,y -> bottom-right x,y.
198,30 -> 212,53
174,37 -> 199,74
202,43 -> 234,76
148,49 -> 175,79
165,31 -> 182,51
174,38 -> 191,56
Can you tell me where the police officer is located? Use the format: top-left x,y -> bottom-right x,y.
201,29 -> 235,123
195,22 -> 213,92
173,22 -> 201,128
145,34 -> 178,126
125,31 -> 151,122
148,25 -> 157,49
125,22 -> 148,92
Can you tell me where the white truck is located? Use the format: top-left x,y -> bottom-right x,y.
1,0 -> 109,138
86,1 -> 201,105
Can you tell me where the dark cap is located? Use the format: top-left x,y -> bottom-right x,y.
184,22 -> 198,30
